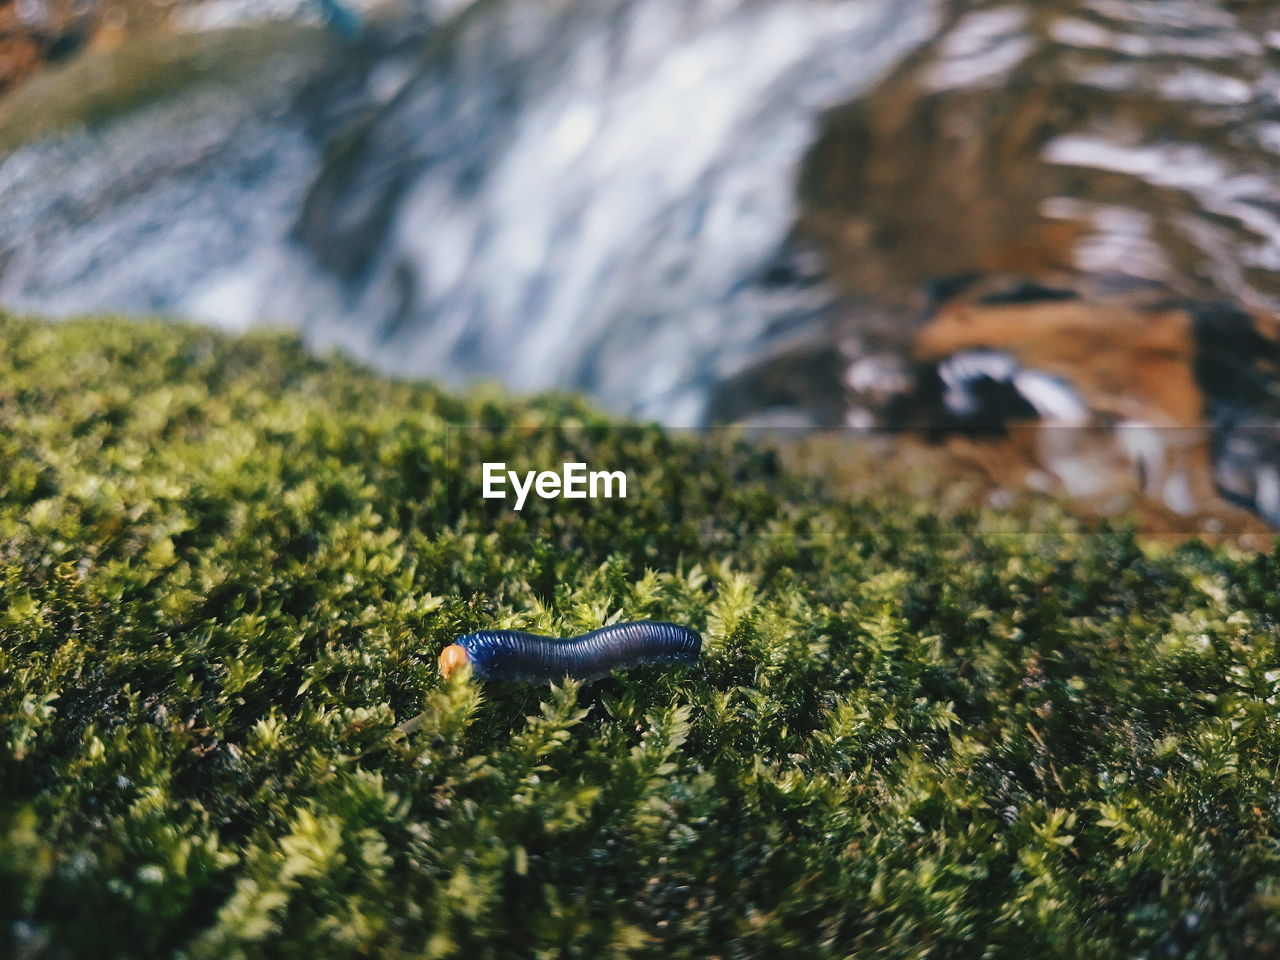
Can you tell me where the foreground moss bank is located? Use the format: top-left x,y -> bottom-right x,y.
3,317 -> 1280,958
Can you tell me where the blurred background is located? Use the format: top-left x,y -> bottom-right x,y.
3,0 -> 1280,533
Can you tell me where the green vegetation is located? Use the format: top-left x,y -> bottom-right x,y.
2,316 -> 1280,958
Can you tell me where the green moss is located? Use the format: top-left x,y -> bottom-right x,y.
2,315 -> 1280,958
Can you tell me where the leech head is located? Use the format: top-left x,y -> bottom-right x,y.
438,643 -> 470,679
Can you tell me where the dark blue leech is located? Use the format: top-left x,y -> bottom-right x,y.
439,621 -> 701,682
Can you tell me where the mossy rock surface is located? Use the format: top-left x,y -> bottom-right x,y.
2,316 -> 1280,958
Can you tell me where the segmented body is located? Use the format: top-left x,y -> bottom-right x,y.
442,620 -> 701,682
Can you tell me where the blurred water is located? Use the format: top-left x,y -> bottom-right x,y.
782,0 -> 1280,528
0,24 -> 356,318
1,0 -> 1279,446
0,0 -> 938,424
288,0 -> 937,422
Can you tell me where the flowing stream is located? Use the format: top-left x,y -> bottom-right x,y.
2,0 -> 1280,522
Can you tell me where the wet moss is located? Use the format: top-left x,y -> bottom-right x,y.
2,315 -> 1279,958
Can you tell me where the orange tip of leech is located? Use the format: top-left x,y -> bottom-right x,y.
438,643 -> 470,679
